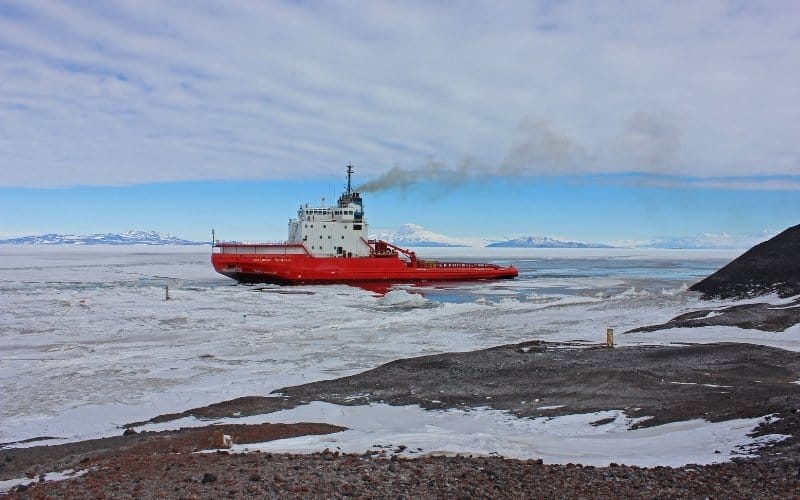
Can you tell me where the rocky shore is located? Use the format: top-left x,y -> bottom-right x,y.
628,298 -> 800,333
122,342 -> 800,430
6,445 -> 800,498
636,224 -> 800,333
4,341 -> 800,498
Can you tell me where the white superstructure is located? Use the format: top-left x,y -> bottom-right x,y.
287,166 -> 371,257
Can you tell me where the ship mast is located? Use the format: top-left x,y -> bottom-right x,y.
346,165 -> 354,196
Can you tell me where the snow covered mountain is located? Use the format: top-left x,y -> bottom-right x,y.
0,230 -> 205,245
487,235 -> 613,248
372,224 -> 470,247
372,225 -> 612,248
638,231 -> 776,250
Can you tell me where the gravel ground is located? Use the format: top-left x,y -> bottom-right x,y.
6,447 -> 800,499
128,342 -> 800,429
629,298 -> 800,333
4,342 -> 800,498
1,423 -> 343,484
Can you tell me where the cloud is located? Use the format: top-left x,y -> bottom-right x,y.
624,174 -> 800,191
0,1 -> 798,187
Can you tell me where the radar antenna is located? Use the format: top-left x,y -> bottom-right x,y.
346,165 -> 354,195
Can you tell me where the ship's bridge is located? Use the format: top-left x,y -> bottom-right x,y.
298,206 -> 333,221
288,203 -> 369,257
297,204 -> 360,223
288,174 -> 370,257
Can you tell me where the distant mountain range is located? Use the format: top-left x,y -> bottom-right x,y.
0,230 -> 205,245
373,224 -> 611,248
1,227 -> 774,249
639,231 -> 776,250
487,235 -> 613,248
372,224 -> 471,247
374,224 -> 775,249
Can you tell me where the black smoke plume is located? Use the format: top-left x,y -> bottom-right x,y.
357,117 -> 585,193
358,159 -> 478,193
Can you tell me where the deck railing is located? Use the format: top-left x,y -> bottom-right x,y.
417,261 -> 501,269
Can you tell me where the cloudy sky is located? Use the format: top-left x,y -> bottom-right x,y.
1,1 -> 798,242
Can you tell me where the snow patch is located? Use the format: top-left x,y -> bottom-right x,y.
224,402 -> 787,467
0,469 -> 88,493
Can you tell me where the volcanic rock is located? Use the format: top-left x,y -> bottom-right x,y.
628,299 -> 800,333
690,224 -> 800,299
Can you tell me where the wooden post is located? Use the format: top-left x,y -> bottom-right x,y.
165,285 -> 170,301
606,328 -> 614,348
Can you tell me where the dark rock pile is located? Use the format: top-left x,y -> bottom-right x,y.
628,299 -> 800,333
690,224 -> 800,299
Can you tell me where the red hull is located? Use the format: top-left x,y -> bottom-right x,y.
212,250 -> 517,284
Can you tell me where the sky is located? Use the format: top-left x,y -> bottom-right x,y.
0,1 -> 798,242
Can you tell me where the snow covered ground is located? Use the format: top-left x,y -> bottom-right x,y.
159,404 -> 784,467
1,245 -> 797,466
